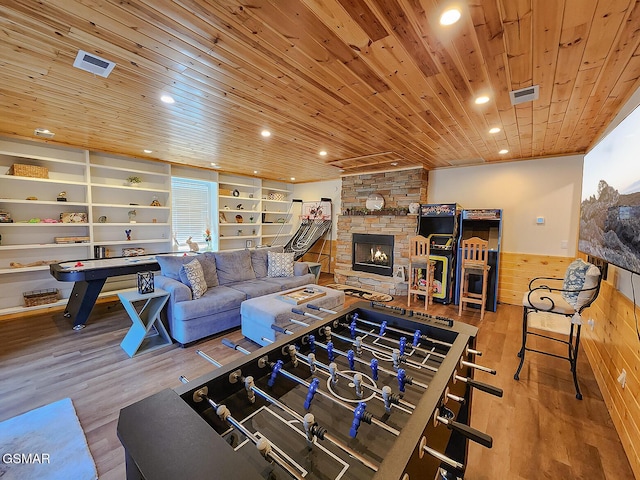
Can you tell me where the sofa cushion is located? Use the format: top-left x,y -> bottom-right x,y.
263,273 -> 316,290
158,253 -> 218,287
268,251 -> 295,277
173,285 -> 246,320
227,279 -> 281,299
180,259 -> 207,299
156,254 -> 192,281
214,249 -> 256,284
251,246 -> 283,278
180,252 -> 219,288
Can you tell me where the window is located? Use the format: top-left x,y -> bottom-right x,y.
171,177 -> 215,250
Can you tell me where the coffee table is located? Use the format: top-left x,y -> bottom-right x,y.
241,284 -> 344,346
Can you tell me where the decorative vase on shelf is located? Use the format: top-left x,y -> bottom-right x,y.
205,239 -> 212,251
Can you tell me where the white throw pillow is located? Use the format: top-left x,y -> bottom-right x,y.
180,258 -> 207,299
267,251 -> 295,277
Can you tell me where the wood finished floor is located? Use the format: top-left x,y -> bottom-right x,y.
0,273 -> 634,480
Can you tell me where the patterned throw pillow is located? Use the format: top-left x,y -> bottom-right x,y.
562,259 -> 590,307
267,251 -> 295,277
180,258 -> 207,299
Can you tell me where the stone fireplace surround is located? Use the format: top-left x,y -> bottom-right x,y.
334,168 -> 428,297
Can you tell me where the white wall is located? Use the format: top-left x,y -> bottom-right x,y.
292,179 -> 342,240
428,155 -> 584,256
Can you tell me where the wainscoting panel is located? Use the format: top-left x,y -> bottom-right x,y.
498,252 -> 572,306
581,279 -> 640,478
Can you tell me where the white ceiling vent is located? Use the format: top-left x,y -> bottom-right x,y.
509,85 -> 539,105
34,128 -> 55,139
73,50 -> 116,78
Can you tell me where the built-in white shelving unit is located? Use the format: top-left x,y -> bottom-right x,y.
216,175 -> 294,251
0,138 -> 171,315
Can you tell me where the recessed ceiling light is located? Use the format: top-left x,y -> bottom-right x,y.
211,162 -> 216,166
390,162 -> 398,166
440,8 -> 461,26
475,95 -> 490,105
319,150 -> 327,156
254,170 -> 258,174
143,149 -> 153,153
290,177 -> 295,181
261,130 -> 271,137
499,149 -> 509,154
160,94 -> 175,104
489,127 -> 501,134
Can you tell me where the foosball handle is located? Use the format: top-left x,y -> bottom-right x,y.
222,338 -> 250,355
465,377 -> 504,397
292,308 -> 305,315
271,324 -> 286,333
445,419 -> 493,449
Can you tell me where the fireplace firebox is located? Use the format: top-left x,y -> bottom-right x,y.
352,233 -> 394,276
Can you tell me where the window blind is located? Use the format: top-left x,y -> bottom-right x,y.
171,177 -> 212,248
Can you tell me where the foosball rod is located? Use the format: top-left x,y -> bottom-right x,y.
179,375 -> 306,480
325,328 -> 439,377
193,350 -> 379,473
218,339 -> 401,437
353,315 -> 453,349
294,351 -> 416,412
340,320 -> 449,361
267,359 -> 401,437
311,336 -> 429,390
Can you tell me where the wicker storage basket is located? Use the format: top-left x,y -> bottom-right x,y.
23,288 -> 59,307
8,163 -> 49,178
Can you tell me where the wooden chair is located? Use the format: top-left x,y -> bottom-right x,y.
407,235 -> 434,309
458,237 -> 490,320
514,259 -> 602,399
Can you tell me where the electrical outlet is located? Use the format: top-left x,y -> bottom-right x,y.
617,369 -> 627,389
588,318 -> 595,331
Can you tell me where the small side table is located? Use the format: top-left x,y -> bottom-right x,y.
306,262 -> 322,283
118,289 -> 172,357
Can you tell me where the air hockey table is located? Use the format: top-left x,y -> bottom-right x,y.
50,253 -> 189,330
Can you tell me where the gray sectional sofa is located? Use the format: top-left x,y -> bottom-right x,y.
154,246 -> 315,345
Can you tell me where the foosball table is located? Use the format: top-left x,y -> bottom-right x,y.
118,301 -> 502,480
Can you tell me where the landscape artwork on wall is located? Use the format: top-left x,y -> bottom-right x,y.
579,104 -> 640,275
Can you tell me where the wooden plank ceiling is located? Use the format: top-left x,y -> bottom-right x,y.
1,0 -> 640,183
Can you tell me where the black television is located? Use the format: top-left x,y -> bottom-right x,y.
579,103 -> 640,275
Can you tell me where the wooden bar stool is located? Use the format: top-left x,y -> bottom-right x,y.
407,235 -> 434,309
458,237 -> 490,320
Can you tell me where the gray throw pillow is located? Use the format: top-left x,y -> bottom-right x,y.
214,249 -> 256,284
156,255 -> 193,281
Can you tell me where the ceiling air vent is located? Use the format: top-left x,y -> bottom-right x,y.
73,50 -> 116,78
509,85 -> 539,105
34,128 -> 55,139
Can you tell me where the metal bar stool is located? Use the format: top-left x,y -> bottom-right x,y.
513,258 -> 602,399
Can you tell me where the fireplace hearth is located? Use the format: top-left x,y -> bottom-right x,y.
352,233 -> 394,276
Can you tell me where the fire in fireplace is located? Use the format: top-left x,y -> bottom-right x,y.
352,233 -> 394,276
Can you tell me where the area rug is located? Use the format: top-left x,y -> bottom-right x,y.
0,398 -> 97,480
325,283 -> 393,302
